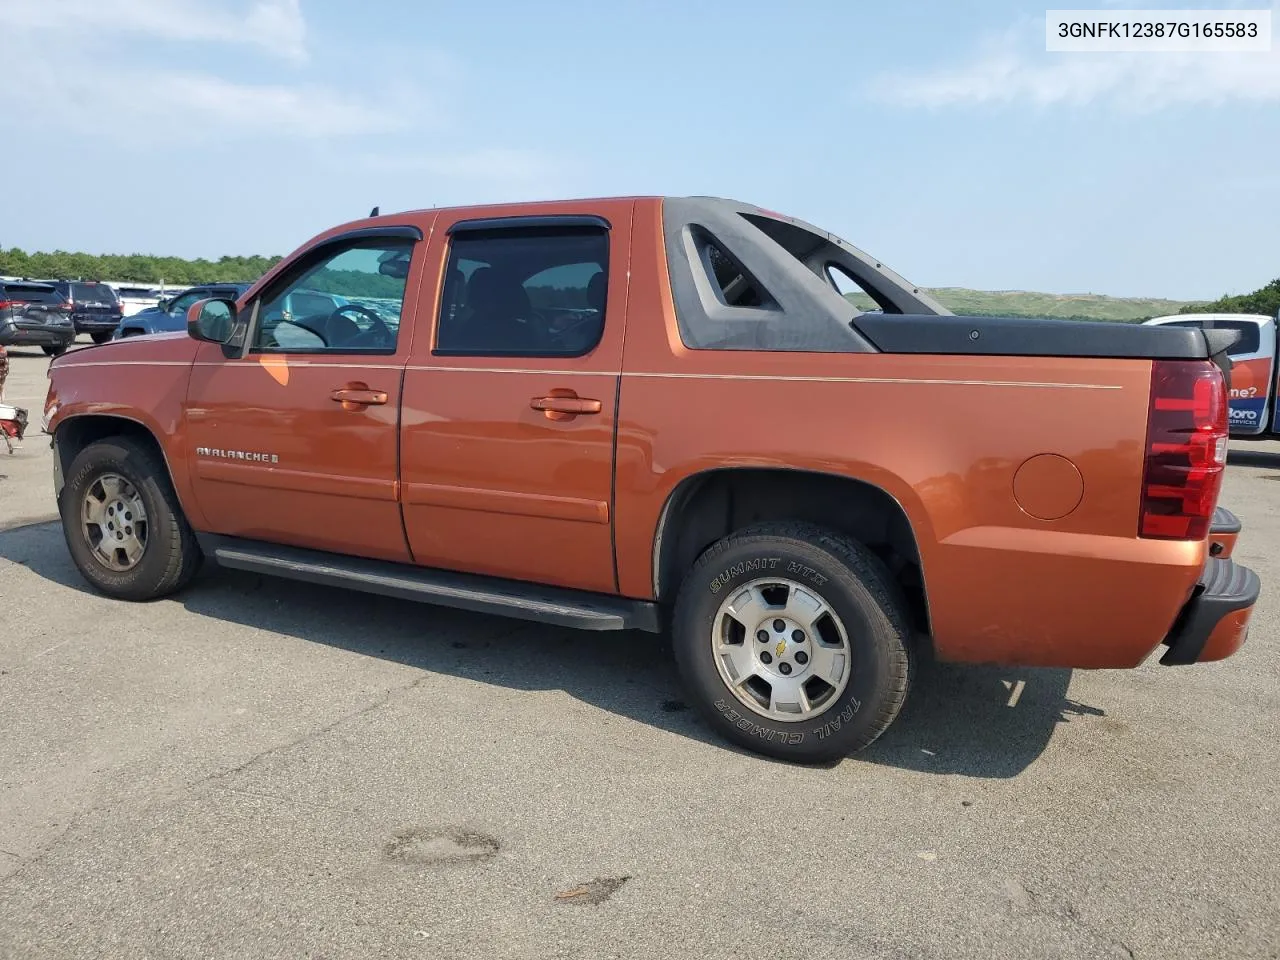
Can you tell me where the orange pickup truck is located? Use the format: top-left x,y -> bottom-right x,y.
43,196 -> 1260,761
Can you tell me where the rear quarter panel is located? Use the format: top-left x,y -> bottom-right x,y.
616,200 -> 1200,668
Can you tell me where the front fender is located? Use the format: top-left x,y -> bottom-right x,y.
46,336 -> 204,528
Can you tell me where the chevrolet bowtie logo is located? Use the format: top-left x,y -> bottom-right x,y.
775,640 -> 786,658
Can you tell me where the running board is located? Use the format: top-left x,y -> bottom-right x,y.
197,535 -> 663,633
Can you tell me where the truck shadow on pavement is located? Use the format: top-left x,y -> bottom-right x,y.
1228,448 -> 1280,470
2,523 -> 1101,778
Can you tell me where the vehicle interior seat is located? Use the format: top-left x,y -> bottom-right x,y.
586,271 -> 607,316
463,267 -> 540,351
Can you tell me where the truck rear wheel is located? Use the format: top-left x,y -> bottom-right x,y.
671,522 -> 912,763
59,436 -> 202,601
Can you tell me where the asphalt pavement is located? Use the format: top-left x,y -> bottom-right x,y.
1,344 -> 1277,960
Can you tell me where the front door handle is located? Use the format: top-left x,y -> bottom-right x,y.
530,394 -> 602,420
330,384 -> 388,410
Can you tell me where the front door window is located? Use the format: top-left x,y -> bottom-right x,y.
253,240 -> 412,354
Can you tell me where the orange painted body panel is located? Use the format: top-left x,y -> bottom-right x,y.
44,195 -> 1232,671
183,347 -> 411,561
1197,606 -> 1252,663
43,333 -> 211,530
1211,529 -> 1238,559
611,199 -> 1199,668
397,199 -> 635,594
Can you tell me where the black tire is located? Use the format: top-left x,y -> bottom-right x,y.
59,436 -> 202,601
672,522 -> 912,763
42,343 -> 68,357
90,332 -> 113,345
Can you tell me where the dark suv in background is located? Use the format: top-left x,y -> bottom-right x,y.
47,280 -> 124,344
114,282 -> 252,338
0,280 -> 76,355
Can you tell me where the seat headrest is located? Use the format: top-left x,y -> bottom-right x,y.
586,271 -> 607,312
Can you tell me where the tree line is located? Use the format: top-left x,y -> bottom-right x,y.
0,247 -> 281,285
1182,278 -> 1280,319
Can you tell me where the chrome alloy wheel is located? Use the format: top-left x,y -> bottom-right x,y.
711,578 -> 853,722
82,473 -> 148,572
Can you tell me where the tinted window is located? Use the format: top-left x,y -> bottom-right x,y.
253,239 -> 412,354
435,226 -> 609,357
2,284 -> 61,304
1215,320 -> 1261,356
1161,318 -> 1261,356
71,282 -> 118,305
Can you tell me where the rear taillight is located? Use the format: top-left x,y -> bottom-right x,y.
1140,359 -> 1228,540
0,300 -> 13,311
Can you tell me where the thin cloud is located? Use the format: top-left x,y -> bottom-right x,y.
2,0 -> 307,62
0,0 -> 414,141
7,57 -> 407,139
869,6 -> 1280,110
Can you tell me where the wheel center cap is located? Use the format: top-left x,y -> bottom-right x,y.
757,615 -> 809,678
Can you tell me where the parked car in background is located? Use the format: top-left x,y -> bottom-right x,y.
1145,312 -> 1280,437
115,285 -> 166,317
0,280 -> 75,356
46,280 -> 124,344
114,283 -> 252,338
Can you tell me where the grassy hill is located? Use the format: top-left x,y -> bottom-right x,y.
846,288 -> 1205,323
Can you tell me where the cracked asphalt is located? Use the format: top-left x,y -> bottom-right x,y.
1,346 -> 1278,959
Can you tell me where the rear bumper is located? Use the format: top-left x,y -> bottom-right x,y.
1209,505 -> 1241,559
0,321 -> 75,347
73,315 -> 123,333
1160,557 -> 1260,665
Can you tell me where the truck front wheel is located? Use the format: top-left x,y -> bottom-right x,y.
672,522 -> 912,763
59,436 -> 202,601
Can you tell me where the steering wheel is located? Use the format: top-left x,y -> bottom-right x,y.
333,303 -> 395,348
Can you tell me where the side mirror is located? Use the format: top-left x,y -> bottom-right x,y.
187,298 -> 236,344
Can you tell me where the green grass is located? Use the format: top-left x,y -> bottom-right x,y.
846,288 -> 1206,323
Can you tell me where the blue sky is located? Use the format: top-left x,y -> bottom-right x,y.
0,0 -> 1276,300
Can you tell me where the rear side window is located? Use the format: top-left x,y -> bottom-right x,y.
71,283 -> 119,304
435,225 -> 609,357
2,284 -> 61,304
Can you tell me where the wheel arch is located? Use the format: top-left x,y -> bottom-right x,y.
652,466 -> 932,635
53,414 -> 191,519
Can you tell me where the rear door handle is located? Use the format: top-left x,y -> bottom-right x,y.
530,395 -> 602,419
330,385 -> 388,409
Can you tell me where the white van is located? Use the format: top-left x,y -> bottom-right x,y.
1145,312 -> 1278,437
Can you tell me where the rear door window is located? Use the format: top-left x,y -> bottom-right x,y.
435,225 -> 609,357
